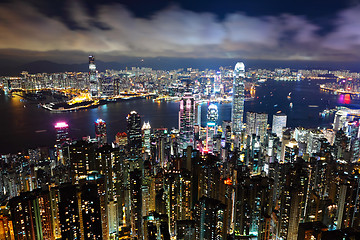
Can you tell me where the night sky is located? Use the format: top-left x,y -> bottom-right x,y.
0,0 -> 359,72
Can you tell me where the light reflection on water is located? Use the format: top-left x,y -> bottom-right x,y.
0,80 -> 359,153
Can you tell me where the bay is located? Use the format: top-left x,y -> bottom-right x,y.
0,79 -> 358,154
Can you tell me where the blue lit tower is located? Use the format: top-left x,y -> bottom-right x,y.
89,55 -> 99,97
179,93 -> 196,151
95,119 -> 107,146
206,103 -> 218,153
231,62 -> 245,134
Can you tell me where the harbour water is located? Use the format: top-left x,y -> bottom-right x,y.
0,79 -> 359,154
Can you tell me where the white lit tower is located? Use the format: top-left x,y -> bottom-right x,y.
213,73 -> 221,94
206,103 -> 218,153
179,93 -> 196,151
89,55 -> 99,97
272,113 -> 287,140
95,119 -> 107,146
142,122 -> 151,155
231,62 -> 245,135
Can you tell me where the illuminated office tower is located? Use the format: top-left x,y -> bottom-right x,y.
213,73 -> 221,93
95,145 -> 120,200
306,130 -> 323,156
89,55 -> 99,97
95,118 -> 107,146
55,121 -> 69,144
100,77 -> 115,97
142,122 -> 151,155
255,113 -> 268,142
206,104 -> 218,153
115,132 -> 128,146
246,112 -> 256,136
231,62 -> 245,134
347,120 -> 360,162
55,121 -> 69,164
179,93 -> 196,151
127,111 -> 142,163
246,112 -> 268,142
195,102 -> 202,126
272,113 -> 287,140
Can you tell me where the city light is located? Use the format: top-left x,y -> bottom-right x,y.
54,121 -> 68,128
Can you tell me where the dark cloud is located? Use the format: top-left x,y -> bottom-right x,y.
0,0 -> 359,63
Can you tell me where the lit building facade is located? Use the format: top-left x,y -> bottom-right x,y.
206,103 -> 218,153
95,118 -> 107,146
89,55 -> 99,97
272,113 -> 287,140
142,122 -> 151,155
127,111 -> 142,164
179,93 -> 196,151
231,62 -> 245,135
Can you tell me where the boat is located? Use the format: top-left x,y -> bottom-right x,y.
290,102 -> 293,108
287,92 -> 292,100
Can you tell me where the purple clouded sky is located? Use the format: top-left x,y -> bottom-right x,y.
0,0 -> 359,65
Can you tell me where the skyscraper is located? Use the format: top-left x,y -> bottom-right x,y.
179,93 -> 196,151
95,118 -> 107,146
231,62 -> 245,134
142,122 -> 151,155
127,111 -> 142,163
272,113 -> 287,140
55,121 -> 69,164
55,122 -> 69,144
206,104 -> 218,153
213,73 -> 221,94
89,55 -> 99,97
246,112 -> 268,142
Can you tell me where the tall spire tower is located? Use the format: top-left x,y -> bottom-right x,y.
89,55 -> 99,97
231,62 -> 245,135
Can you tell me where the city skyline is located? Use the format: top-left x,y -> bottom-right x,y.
0,1 -> 360,239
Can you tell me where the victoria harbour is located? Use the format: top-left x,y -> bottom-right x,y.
1,79 -> 357,154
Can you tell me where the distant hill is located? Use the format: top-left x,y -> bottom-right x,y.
1,57 -> 359,76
